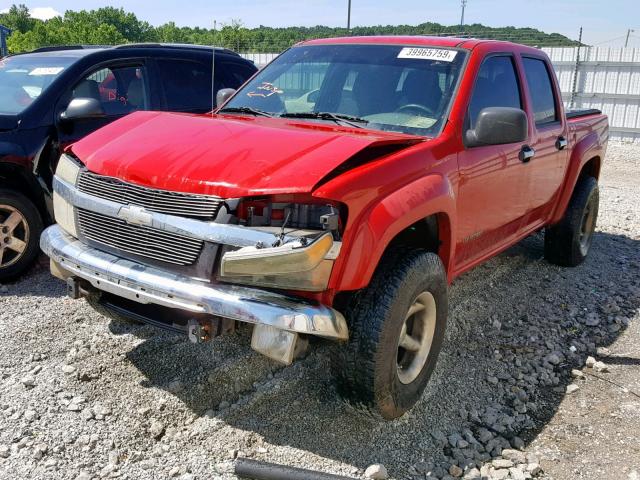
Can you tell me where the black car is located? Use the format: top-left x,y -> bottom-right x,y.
0,43 -> 257,280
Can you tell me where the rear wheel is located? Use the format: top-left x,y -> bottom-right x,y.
331,249 -> 448,420
0,189 -> 43,281
545,176 -> 599,267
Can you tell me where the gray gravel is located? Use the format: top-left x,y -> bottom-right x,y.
0,142 -> 638,480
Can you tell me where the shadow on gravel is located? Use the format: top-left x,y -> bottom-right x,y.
1,262 -> 67,298
117,231 -> 640,475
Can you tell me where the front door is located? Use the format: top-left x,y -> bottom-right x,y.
55,61 -> 151,164
455,54 -> 532,271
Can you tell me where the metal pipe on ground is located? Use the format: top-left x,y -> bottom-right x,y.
234,458 -> 356,480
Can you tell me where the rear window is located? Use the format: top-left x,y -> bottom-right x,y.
0,55 -> 75,114
222,61 -> 257,89
522,57 -> 558,125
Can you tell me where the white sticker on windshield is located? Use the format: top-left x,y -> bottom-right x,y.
398,48 -> 457,62
29,67 -> 64,76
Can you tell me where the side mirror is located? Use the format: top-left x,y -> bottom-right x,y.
465,107 -> 528,147
60,98 -> 106,121
216,88 -> 237,108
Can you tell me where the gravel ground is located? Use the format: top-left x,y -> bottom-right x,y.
0,142 -> 638,480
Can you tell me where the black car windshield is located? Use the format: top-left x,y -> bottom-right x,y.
0,55 -> 75,115
223,44 -> 467,136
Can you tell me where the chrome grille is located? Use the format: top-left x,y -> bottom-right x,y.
77,171 -> 223,219
77,209 -> 203,266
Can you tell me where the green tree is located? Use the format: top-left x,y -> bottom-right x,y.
1,3 -> 581,54
0,4 -> 36,33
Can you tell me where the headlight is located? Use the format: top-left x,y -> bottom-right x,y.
55,153 -> 81,186
218,196 -> 345,291
221,233 -> 333,276
53,191 -> 78,238
219,232 -> 340,291
53,154 -> 81,237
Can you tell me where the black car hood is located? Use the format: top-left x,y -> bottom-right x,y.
0,115 -> 19,132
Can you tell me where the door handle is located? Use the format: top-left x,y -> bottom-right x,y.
519,145 -> 535,163
556,136 -> 568,150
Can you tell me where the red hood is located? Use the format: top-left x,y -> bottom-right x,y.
70,111 -> 422,198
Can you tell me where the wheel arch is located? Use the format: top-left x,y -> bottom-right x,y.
0,162 -> 49,222
330,173 -> 457,292
579,155 -> 601,181
550,132 -> 604,225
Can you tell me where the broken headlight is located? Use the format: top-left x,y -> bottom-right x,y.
218,196 -> 345,291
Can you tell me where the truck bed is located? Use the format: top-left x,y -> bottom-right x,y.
566,108 -> 602,120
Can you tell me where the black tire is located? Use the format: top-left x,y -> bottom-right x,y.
331,249 -> 448,420
544,176 -> 599,267
0,189 -> 44,282
85,292 -> 142,326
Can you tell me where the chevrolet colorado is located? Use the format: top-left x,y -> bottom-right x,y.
40,37 -> 608,419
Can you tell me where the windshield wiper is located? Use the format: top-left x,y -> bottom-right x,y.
280,112 -> 368,129
218,106 -> 274,118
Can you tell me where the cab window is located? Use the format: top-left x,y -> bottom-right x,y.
522,57 -> 559,125
468,56 -> 522,129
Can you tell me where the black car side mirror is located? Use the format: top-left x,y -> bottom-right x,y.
60,98 -> 106,121
465,107 -> 528,147
216,88 -> 237,108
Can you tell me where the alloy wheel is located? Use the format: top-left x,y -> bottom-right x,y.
0,205 -> 29,269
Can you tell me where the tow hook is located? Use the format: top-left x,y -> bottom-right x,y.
187,317 -> 235,344
66,277 -> 90,299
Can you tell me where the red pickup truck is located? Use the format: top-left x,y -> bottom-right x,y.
40,36 -> 608,419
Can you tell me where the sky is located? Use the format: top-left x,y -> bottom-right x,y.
1,0 -> 639,47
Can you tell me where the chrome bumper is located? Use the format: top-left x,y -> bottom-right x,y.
40,225 -> 348,341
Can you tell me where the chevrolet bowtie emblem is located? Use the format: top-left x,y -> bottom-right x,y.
117,205 -> 153,227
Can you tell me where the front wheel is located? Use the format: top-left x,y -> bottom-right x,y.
544,176 -> 599,267
331,249 -> 448,420
0,189 -> 44,281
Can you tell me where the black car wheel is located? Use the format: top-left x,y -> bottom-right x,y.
0,189 -> 43,281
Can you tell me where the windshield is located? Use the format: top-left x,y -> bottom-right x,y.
224,44 -> 467,136
0,55 -> 75,115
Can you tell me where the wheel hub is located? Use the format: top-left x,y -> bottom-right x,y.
397,291 -> 437,385
0,205 -> 29,268
579,200 -> 596,256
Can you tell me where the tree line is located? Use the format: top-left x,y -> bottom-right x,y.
0,4 -> 580,54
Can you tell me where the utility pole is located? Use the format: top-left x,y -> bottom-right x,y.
347,0 -> 352,31
460,0 -> 467,32
570,26 -> 583,109
625,29 -> 635,48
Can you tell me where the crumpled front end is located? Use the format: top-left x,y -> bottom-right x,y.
42,154 -> 349,364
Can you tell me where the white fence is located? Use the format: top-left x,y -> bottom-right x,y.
544,47 -> 640,143
242,46 -> 640,143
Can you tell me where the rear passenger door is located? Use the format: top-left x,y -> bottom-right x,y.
520,56 -> 568,219
455,54 -> 532,269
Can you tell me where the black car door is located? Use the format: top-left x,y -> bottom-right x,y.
55,59 -> 152,152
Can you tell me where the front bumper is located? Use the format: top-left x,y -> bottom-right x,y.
41,225 -> 348,341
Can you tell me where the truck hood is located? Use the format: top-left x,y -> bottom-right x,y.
70,111 -> 422,198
